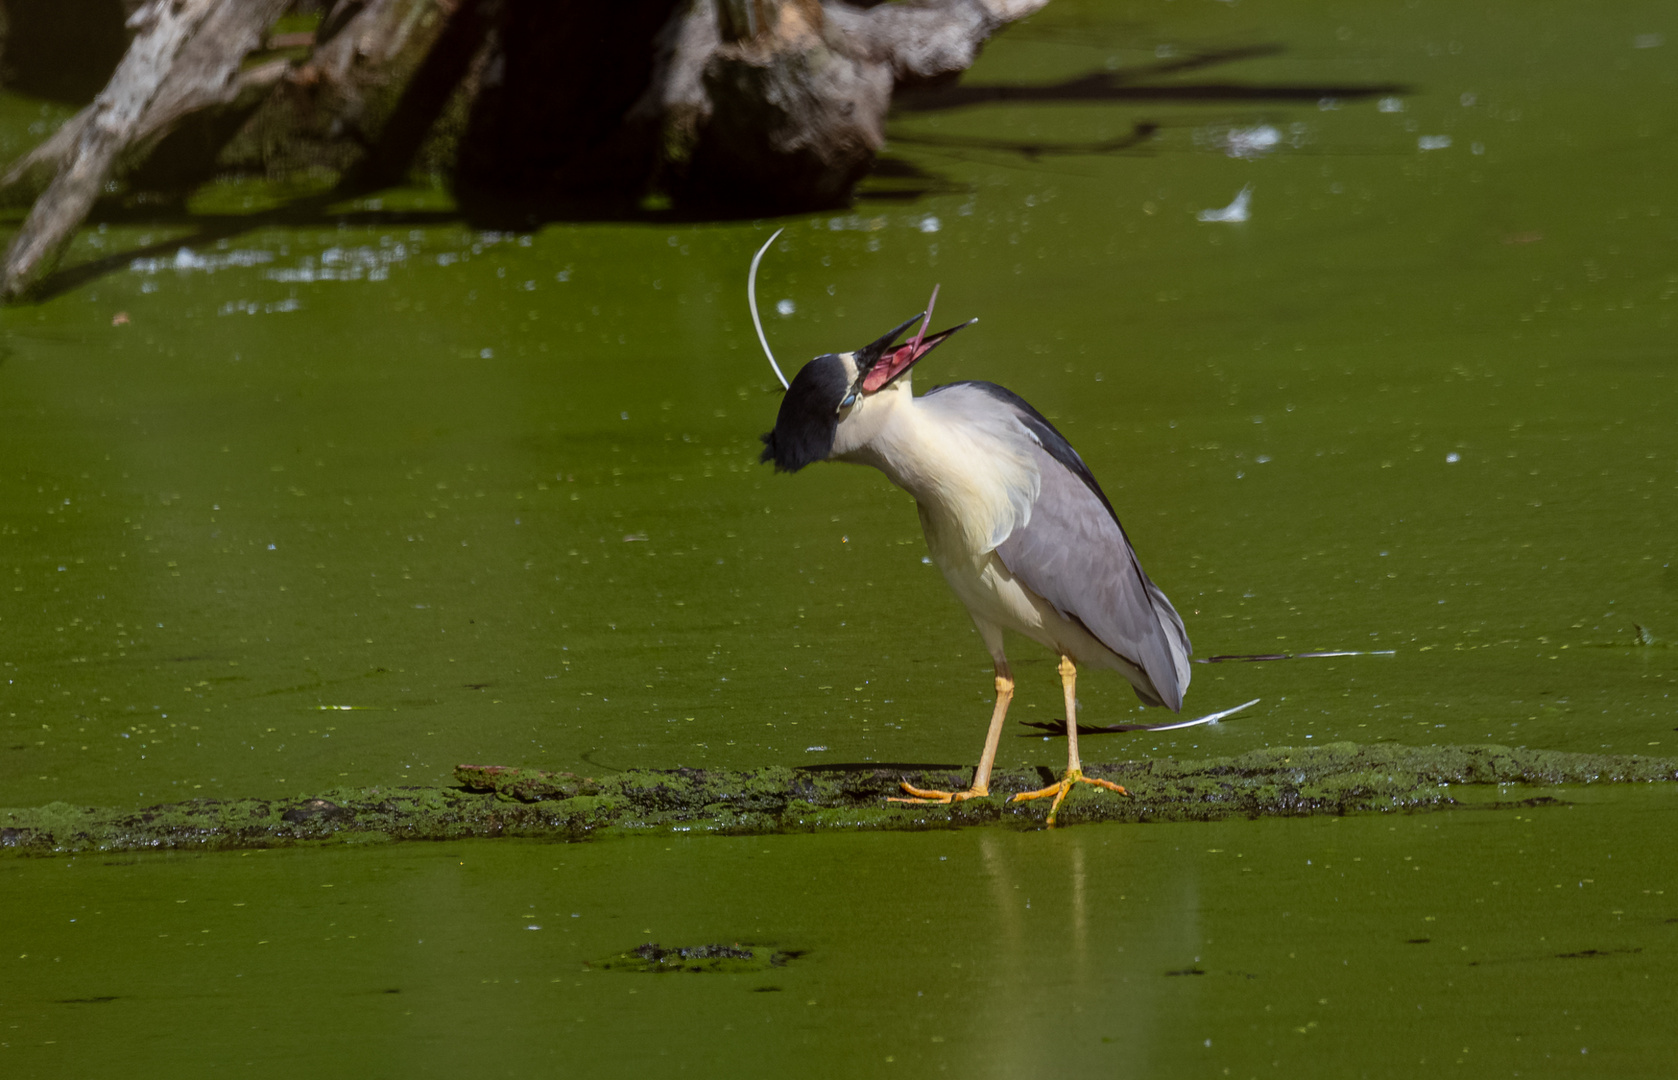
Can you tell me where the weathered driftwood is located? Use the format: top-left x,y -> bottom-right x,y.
0,0 -> 292,298
239,0 -> 486,184
1,0 -> 222,296
0,0 -> 480,295
0,0 -> 295,296
0,0 -> 1045,296
662,0 -> 1050,208
3,743 -> 1675,856
827,0 -> 1050,82
0,0 -> 464,193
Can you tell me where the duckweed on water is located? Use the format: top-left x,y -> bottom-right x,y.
5,2 -> 1678,1074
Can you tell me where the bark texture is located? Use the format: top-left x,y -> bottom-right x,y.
0,0 -> 1046,297
3,2 -> 293,197
0,0 -> 289,297
667,0 -> 1049,209
687,1 -> 893,209
231,0 -> 492,184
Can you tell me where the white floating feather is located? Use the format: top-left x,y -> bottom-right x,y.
748,229 -> 789,390
1138,697 -> 1260,731
1197,184 -> 1252,223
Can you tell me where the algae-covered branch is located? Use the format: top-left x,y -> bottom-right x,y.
0,0 -> 1047,297
3,744 -> 1675,856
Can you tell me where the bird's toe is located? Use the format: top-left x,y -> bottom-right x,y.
1010,770 -> 1128,826
1009,780 -> 1069,804
1083,775 -> 1130,796
889,781 -> 992,805
893,781 -> 955,802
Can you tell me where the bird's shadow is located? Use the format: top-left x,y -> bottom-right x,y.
797,762 -> 969,774
1016,721 -> 1149,738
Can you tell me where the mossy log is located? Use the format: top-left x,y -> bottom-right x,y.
4,743 -> 1674,857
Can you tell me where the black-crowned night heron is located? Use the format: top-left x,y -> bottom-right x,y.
758,292 -> 1191,825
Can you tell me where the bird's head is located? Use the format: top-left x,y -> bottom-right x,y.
759,309 -> 976,472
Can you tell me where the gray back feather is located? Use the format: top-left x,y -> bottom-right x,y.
926,382 -> 1191,710
997,441 -> 1191,710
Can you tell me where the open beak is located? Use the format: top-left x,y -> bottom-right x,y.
857,316 -> 977,394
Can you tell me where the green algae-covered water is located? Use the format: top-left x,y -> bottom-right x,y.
4,0 -> 1677,1074
4,794 -> 1676,1077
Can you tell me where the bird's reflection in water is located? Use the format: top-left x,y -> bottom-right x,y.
968,829 -> 1204,1077
1072,841 -> 1087,963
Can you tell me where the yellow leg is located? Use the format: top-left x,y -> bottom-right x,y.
1010,656 -> 1129,825
1063,653 -> 1081,774
891,663 -> 1013,804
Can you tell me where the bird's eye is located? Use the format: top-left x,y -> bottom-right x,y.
840,392 -> 858,409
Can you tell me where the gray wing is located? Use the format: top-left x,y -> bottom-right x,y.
931,391 -> 1188,710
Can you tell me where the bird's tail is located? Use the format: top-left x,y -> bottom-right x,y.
1141,575 -> 1192,711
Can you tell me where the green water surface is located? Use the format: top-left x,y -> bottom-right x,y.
3,0 -> 1677,1074
3,790 -> 1675,1077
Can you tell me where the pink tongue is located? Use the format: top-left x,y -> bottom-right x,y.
861,284 -> 941,394
860,346 -> 912,393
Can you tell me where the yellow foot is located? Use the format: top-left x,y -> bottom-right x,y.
888,781 -> 990,805
1009,769 -> 1129,826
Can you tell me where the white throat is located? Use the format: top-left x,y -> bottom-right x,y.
832,377 -> 1039,556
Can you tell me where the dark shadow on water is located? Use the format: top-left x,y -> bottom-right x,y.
1015,720 -> 1159,737
889,121 -> 1161,165
22,193 -> 464,305
11,39 -> 1411,303
852,155 -> 972,203
894,44 -> 1407,112
579,749 -> 631,774
885,43 -> 1409,180
19,187 -> 776,304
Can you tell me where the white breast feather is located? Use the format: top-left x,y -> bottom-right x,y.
874,389 -> 1040,556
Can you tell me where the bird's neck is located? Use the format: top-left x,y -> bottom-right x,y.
837,384 -> 1037,555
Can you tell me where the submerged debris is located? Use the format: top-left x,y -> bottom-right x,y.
1633,624 -> 1666,647
2,743 -> 1674,856
595,943 -> 799,974
279,798 -> 351,823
